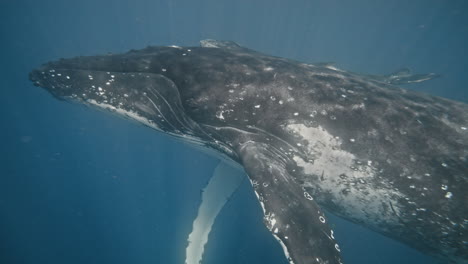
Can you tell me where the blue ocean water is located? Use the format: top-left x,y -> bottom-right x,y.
1,0 -> 467,263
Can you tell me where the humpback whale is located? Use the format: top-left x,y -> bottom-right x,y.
29,40 -> 467,264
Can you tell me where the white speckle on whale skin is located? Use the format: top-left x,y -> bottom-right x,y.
319,216 -> 326,223
445,192 -> 453,199
254,105 -> 261,109
441,162 -> 448,167
106,82 -> 111,85
351,103 -> 366,110
461,126 -> 467,130
263,67 -> 274,71
278,100 -> 284,105
66,76 -> 70,79
270,217 -> 277,228
216,111 -> 224,120
162,68 -> 167,72
441,185 -> 448,191
293,112 -> 299,116
335,244 -> 341,252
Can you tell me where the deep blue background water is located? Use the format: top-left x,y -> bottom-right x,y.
1,0 -> 467,263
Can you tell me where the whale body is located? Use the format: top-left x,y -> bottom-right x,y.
29,40 -> 468,264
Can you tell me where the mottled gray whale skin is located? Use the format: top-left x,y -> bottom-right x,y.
29,40 -> 467,264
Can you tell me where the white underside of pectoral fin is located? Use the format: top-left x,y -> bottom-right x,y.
185,161 -> 245,264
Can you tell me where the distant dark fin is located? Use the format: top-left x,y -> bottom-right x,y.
200,39 -> 243,50
365,67 -> 441,85
387,72 -> 441,85
237,141 -> 343,264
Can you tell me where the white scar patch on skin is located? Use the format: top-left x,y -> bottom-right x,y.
285,123 -> 405,229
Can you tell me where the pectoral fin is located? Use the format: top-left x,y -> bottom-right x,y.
237,142 -> 344,264
185,161 -> 245,264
